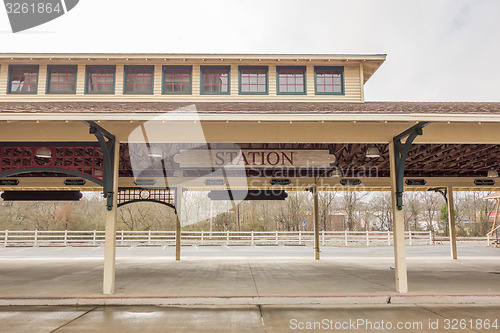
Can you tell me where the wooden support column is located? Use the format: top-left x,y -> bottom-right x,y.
175,187 -> 182,261
209,200 -> 213,238
389,141 -> 408,293
447,186 -> 458,259
103,140 -> 119,295
313,184 -> 320,260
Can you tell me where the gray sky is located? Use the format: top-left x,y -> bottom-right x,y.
1,0 -> 499,102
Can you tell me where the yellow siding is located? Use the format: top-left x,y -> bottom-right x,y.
154,64 -> 162,96
0,58 -> 365,103
38,65 -> 47,95
192,65 -> 200,96
115,64 -> 124,96
76,64 -> 85,95
0,65 -> 7,95
230,64 -> 238,96
306,65 -> 315,96
268,65 -> 277,96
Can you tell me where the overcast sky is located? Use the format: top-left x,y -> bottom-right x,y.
1,0 -> 499,102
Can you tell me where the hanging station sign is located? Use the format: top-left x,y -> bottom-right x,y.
134,179 -> 157,186
64,179 -> 86,186
271,179 -> 291,186
173,150 -> 336,169
0,179 -> 19,186
205,179 -> 226,186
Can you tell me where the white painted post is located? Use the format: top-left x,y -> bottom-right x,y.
120,230 -> 124,246
366,230 -> 370,247
322,230 -> 325,246
429,231 -> 433,245
251,231 -> 254,246
201,231 -> 204,245
389,141 -> 408,294
209,200 -> 213,239
175,187 -> 183,261
34,230 -> 38,247
344,230 -> 348,246
64,230 -> 68,246
313,184 -> 320,260
447,186 -> 458,259
387,231 -> 391,246
299,230 -> 302,245
148,230 -> 151,246
93,230 -> 96,246
275,230 -> 279,245
409,230 -> 413,246
103,140 -> 119,295
226,230 -> 229,245
4,230 -> 8,247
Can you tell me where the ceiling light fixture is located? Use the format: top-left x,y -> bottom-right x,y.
366,146 -> 380,158
35,147 -> 52,159
487,169 -> 499,178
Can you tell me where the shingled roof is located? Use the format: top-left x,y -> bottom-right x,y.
1,102 -> 500,114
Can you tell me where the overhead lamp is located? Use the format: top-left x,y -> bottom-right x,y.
365,145 -> 380,158
487,169 -> 499,178
148,146 -> 163,158
94,169 -> 103,177
35,147 -> 52,159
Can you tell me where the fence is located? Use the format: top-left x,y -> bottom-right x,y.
0,230 -> 464,247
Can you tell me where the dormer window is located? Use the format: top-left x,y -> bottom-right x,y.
277,66 -> 306,95
163,66 -> 192,94
239,66 -> 268,95
8,65 -> 39,94
315,66 -> 344,95
201,66 -> 230,94
124,65 -> 154,94
47,66 -> 77,94
85,65 -> 116,94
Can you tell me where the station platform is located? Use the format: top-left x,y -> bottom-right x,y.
0,245 -> 499,306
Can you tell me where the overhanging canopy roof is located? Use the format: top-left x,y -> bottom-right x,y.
1,101 -> 500,115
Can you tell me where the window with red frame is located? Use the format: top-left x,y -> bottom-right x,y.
86,66 -> 116,94
277,67 -> 305,94
163,66 -> 191,94
125,66 -> 154,94
315,67 -> 343,94
47,66 -> 77,93
201,66 -> 230,94
8,65 -> 38,93
239,67 -> 267,94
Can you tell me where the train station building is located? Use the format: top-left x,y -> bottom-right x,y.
0,53 -> 499,296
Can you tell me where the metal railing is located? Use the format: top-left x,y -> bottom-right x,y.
0,230 -> 450,247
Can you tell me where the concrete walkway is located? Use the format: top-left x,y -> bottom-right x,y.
2,304 -> 500,333
0,245 -> 499,305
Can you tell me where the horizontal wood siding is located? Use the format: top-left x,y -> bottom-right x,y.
115,64 -> 124,96
0,58 -> 364,103
192,65 -> 200,96
38,65 -> 47,95
0,65 -> 7,95
154,64 -> 162,96
76,64 -> 85,95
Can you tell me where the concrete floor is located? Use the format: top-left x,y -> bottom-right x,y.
1,304 -> 500,333
0,245 -> 499,302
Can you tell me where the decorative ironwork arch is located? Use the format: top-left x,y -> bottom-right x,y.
0,121 -> 116,210
117,188 -> 176,210
0,143 -> 105,185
